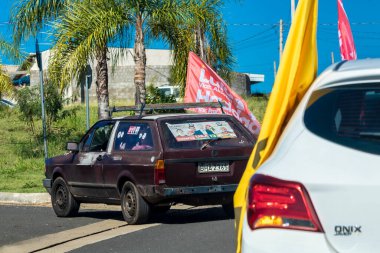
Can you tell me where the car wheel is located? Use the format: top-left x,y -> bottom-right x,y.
121,181 -> 150,224
51,177 -> 80,217
222,202 -> 235,219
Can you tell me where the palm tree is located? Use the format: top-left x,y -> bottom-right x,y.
12,0 -> 233,113
51,0 -> 232,106
49,0 -> 187,106
0,38 -> 23,98
164,0 -> 234,95
48,0 -> 132,119
11,0 -> 114,119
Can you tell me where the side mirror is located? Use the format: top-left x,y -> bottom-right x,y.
66,142 -> 79,152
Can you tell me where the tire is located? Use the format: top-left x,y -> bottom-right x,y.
222,202 -> 235,219
51,177 -> 80,217
121,181 -> 150,224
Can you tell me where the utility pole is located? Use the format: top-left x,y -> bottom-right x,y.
291,0 -> 296,21
273,61 -> 277,79
85,75 -> 91,130
36,39 -> 48,162
331,52 -> 335,64
279,19 -> 284,62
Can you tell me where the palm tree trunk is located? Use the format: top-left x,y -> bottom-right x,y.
195,25 -> 209,64
134,14 -> 146,106
95,47 -> 110,119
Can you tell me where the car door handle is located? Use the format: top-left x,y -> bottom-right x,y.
96,155 -> 103,161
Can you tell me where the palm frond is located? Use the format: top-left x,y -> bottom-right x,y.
49,0 -> 133,91
0,66 -> 13,97
10,0 -> 70,44
0,38 -> 25,63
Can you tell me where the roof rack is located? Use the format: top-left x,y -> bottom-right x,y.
108,101 -> 225,118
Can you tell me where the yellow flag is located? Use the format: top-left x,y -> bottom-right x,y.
233,0 -> 318,252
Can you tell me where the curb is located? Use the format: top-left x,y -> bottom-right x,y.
0,192 -> 50,204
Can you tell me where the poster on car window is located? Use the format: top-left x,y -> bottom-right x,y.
166,121 -> 237,142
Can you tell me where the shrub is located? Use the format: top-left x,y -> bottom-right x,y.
15,83 -> 65,135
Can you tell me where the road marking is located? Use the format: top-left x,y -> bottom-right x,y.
37,223 -> 159,253
0,220 -> 159,253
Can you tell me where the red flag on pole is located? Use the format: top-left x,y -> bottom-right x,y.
184,52 -> 261,137
338,0 -> 357,60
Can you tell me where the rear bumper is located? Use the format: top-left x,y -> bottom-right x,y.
139,184 -> 237,205
157,184 -> 237,196
241,215 -> 335,253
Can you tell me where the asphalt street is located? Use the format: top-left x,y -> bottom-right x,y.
0,204 -> 235,253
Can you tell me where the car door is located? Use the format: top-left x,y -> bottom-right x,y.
67,121 -> 115,198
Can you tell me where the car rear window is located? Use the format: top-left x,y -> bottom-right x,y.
304,84 -> 380,155
161,117 -> 253,149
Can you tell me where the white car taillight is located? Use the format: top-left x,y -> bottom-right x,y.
247,174 -> 323,232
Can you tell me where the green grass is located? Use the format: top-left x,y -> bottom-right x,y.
0,104 -> 99,193
0,97 -> 268,193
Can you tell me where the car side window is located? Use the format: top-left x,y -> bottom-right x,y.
114,122 -> 154,151
80,121 -> 115,152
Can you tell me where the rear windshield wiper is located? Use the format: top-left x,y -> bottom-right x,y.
200,138 -> 223,150
359,132 -> 380,139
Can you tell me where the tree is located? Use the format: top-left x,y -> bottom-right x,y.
12,0 -> 234,111
11,0 -> 114,119
49,0 -> 188,106
164,0 -> 234,96
48,0 -> 131,119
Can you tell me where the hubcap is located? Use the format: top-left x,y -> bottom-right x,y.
124,190 -> 136,217
56,185 -> 67,209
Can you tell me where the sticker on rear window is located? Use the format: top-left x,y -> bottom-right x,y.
127,126 -> 140,135
166,121 -> 237,142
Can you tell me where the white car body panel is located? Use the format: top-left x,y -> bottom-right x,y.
242,59 -> 380,253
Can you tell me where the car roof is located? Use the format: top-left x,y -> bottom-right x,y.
315,58 -> 380,89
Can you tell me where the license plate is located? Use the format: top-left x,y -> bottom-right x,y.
198,162 -> 230,173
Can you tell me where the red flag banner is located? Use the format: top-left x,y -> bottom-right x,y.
184,52 -> 261,137
338,0 -> 357,60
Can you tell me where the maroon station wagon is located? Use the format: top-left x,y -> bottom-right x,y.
43,104 -> 256,224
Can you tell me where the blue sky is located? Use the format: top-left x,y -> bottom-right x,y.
1,0 -> 380,93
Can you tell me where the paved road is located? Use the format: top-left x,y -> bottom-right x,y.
0,204 -> 235,253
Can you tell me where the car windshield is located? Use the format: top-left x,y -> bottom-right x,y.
161,117 -> 252,149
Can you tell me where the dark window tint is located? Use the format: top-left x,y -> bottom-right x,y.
114,122 -> 154,151
161,117 -> 253,149
304,84 -> 380,154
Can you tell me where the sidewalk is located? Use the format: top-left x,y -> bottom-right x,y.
0,192 -> 50,205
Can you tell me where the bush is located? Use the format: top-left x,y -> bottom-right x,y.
15,83 -> 65,135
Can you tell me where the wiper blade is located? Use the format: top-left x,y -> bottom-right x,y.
359,131 -> 380,139
200,138 -> 222,150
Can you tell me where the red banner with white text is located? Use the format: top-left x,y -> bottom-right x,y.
184,52 -> 261,137
338,0 -> 357,60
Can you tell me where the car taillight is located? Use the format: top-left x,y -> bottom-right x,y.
247,174 -> 323,232
154,159 -> 166,185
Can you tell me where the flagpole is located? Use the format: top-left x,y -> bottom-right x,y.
291,0 -> 295,21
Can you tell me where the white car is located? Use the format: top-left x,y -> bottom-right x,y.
242,59 -> 380,253
157,85 -> 180,100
